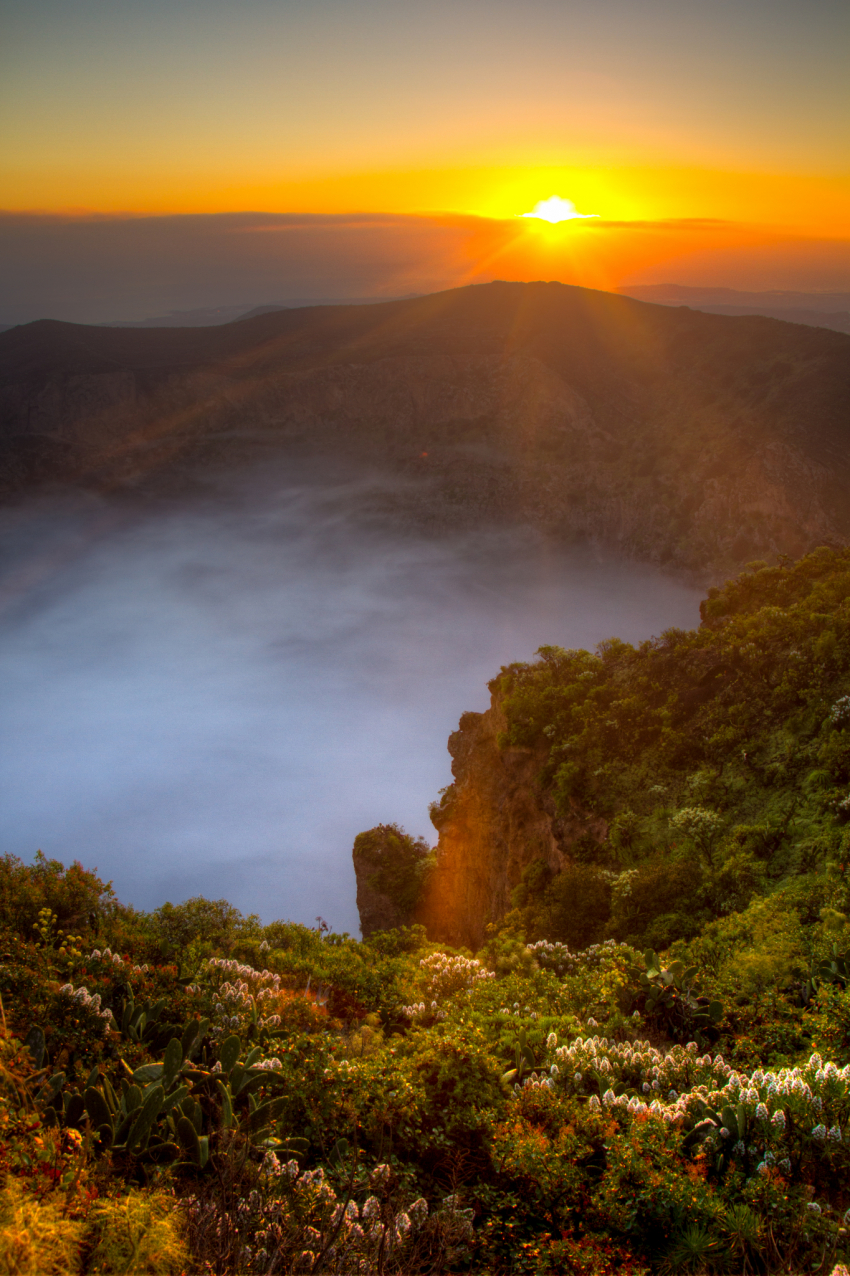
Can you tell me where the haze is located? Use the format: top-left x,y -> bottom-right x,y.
0,465 -> 700,931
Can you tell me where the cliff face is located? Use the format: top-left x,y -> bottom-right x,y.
3,282 -> 850,579
352,824 -> 433,938
353,858 -> 412,939
417,693 -> 606,948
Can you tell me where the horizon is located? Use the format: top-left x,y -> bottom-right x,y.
2,0 -> 848,323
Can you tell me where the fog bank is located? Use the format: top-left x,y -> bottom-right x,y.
0,465 -> 701,933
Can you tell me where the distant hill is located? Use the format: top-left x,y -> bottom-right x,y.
100,295 -> 419,329
621,283 -> 850,335
2,280 -> 849,579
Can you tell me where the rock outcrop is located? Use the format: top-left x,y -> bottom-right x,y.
416,692 -> 607,948
352,824 -> 433,938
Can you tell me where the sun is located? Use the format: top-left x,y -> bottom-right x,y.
520,195 -> 599,223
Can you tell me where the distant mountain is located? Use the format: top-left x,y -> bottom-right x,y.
100,294 -> 421,329
2,281 -> 849,579
621,283 -> 850,334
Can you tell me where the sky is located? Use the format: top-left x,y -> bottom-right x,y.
1,0 -> 849,317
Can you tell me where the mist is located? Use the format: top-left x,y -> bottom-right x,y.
0,463 -> 702,933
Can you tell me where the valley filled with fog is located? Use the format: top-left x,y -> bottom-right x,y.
0,462 -> 702,933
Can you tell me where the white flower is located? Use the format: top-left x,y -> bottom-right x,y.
408,1198 -> 428,1225
811,1124 -> 827,1141
772,1109 -> 786,1129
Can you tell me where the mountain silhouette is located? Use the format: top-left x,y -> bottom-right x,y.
2,280 -> 849,576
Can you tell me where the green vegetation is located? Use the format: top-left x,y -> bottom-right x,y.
486,546 -> 850,955
352,824 -> 435,933
3,546 -> 850,1272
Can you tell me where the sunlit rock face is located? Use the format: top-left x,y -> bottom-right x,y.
417,690 -> 607,948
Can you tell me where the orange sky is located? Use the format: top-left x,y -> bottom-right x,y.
2,0 -> 848,296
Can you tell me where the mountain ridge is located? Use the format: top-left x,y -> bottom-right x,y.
2,280 -> 849,579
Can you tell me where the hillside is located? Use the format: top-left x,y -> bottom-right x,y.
3,282 -> 850,577
4,548 -> 850,1273
622,284 -> 850,335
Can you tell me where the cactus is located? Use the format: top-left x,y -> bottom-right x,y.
630,950 -> 723,1043
219,1034 -> 241,1074
242,1095 -> 287,1135
33,1002 -> 300,1173
126,1084 -> 165,1151
124,1083 -> 143,1113
687,1098 -> 753,1172
500,1028 -> 537,1086
162,1037 -> 183,1089
84,1086 -> 114,1146
175,1116 -> 210,1168
818,943 -> 850,987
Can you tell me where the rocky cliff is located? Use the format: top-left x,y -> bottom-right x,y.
352,824 -> 434,938
357,546 -> 850,948
415,694 -> 606,948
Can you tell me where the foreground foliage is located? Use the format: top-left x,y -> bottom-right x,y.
4,546 -> 850,1272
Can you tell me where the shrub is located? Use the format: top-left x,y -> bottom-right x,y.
0,1179 -> 85,1276
86,1190 -> 187,1274
535,865 -> 612,949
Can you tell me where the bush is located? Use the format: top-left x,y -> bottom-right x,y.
534,865 -> 612,948
0,852 -> 117,940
